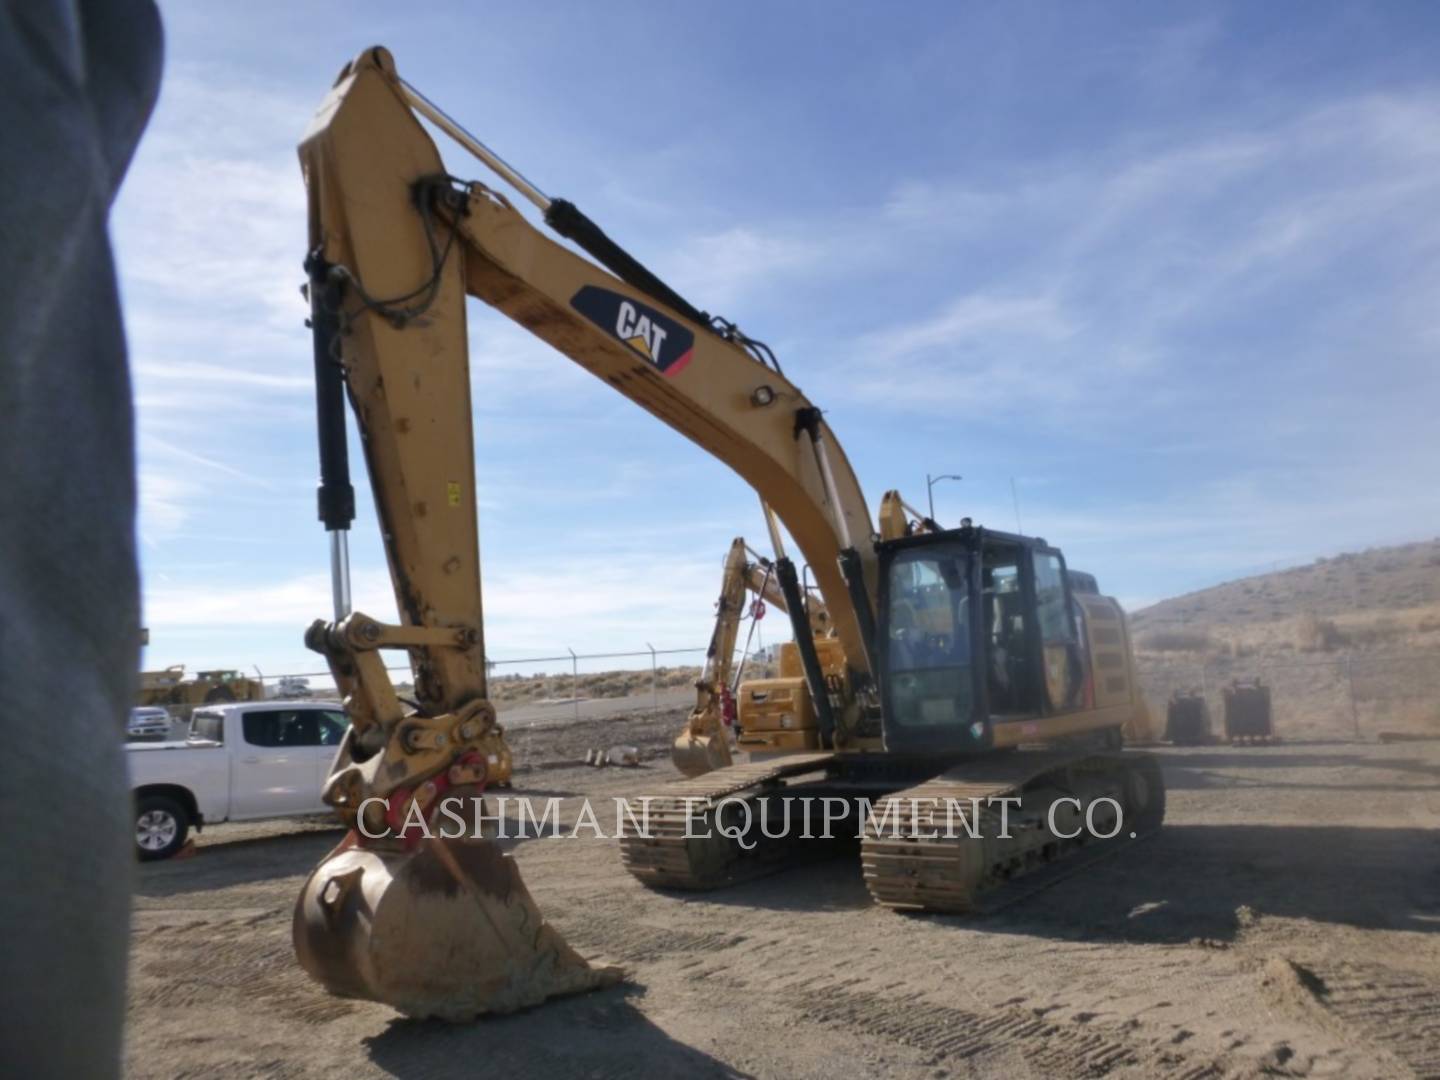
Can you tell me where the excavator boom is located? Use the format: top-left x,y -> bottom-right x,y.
307,47 -> 874,670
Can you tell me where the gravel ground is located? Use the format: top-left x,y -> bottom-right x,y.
125,712 -> 1440,1079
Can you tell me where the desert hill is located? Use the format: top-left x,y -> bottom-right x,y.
1130,538 -> 1440,658
1133,538 -> 1440,627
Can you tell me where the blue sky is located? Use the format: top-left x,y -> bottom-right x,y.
116,2 -> 1440,680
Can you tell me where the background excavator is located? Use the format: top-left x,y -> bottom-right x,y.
672,535 -> 834,777
292,46 -> 1163,1021
686,492 -> 922,773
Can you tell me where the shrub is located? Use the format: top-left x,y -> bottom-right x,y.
1295,614 -> 1346,652
1344,616 -> 1403,647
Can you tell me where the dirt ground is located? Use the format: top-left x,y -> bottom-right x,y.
126,710 -> 1440,1079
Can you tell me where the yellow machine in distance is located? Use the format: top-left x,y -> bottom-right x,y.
673,536 -> 834,776
136,665 -> 264,708
708,490 -> 934,763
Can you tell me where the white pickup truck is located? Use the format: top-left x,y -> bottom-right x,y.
127,700 -> 348,859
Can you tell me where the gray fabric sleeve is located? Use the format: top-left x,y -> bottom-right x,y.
0,1 -> 163,1075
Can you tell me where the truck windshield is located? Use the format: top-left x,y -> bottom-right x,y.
883,544 -> 974,732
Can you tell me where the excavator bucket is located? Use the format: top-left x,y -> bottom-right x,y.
671,728 -> 733,778
294,835 -> 622,1020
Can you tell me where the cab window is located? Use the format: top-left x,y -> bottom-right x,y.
1033,552 -> 1075,645
982,548 -> 1033,715
190,710 -> 224,743
1033,550 -> 1084,711
884,546 -> 973,730
318,710 -> 349,746
242,710 -> 322,748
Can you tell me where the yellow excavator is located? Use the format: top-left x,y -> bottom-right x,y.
672,535 -> 833,777
675,491 -> 928,776
292,46 -> 1163,1020
711,491 -> 941,767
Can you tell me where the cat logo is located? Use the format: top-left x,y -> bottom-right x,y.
569,285 -> 695,376
615,300 -> 667,362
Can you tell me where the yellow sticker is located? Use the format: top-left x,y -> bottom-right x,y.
447,482 -> 461,508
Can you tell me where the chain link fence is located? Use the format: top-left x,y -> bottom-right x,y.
148,639 -> 1440,744
1136,651 -> 1440,742
250,638 -> 779,712
243,644 -> 720,719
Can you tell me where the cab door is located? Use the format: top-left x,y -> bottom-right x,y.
230,708 -> 323,817
1031,547 -> 1085,713
979,539 -> 1038,718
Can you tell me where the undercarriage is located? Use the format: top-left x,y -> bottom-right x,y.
620,745 -> 1165,914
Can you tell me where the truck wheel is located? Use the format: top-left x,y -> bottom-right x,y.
135,795 -> 189,860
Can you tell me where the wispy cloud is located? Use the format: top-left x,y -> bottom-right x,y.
661,226 -> 830,310
134,361 -> 311,391
115,64 -> 312,372
141,433 -> 275,486
817,88 -> 1440,437
135,435 -> 279,547
137,469 -> 193,545
114,65 -> 321,548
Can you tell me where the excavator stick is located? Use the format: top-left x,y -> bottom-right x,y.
294,833 -> 620,1020
672,539 -> 748,777
295,47 -> 627,1019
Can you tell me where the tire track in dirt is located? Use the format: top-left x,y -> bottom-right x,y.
1316,962 -> 1440,1078
131,909 -> 357,1024
563,890 -> 1223,1079
538,842 -> 1223,1078
783,980 -> 1221,1079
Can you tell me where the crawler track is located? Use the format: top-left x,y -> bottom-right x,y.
862,751 -> 1165,913
621,748 -> 1166,913
619,753 -> 837,889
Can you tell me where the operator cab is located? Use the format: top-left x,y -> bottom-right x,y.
876,524 -> 1089,754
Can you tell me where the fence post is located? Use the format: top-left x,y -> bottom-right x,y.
568,647 -> 579,722
1346,653 -> 1360,740
646,642 -> 657,713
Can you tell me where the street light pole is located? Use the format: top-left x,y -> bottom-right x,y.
925,473 -> 963,522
